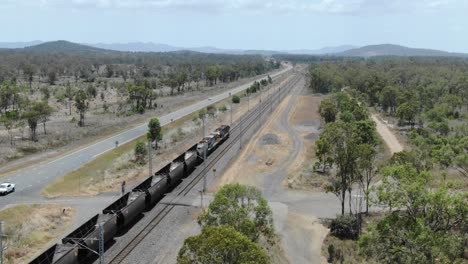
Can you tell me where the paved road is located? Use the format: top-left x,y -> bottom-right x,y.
0,64 -> 292,209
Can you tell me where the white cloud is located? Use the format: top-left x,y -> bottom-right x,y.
2,0 -> 465,14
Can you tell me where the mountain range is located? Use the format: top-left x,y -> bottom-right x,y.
1,41 -> 467,58
337,44 -> 468,58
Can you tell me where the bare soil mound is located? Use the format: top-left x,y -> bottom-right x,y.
259,133 -> 281,146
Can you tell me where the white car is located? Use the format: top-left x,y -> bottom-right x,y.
0,182 -> 15,195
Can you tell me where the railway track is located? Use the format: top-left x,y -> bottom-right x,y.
107,73 -> 302,264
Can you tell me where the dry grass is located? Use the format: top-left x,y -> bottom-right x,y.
42,76 -> 285,198
0,68 -> 285,175
0,204 -> 75,264
42,113 -> 196,198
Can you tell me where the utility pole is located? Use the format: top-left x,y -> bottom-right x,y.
98,224 -> 104,264
230,101 -> 233,126
202,116 -> 205,138
239,113 -> 243,150
203,147 -> 207,192
247,92 -> 250,111
148,140 -> 153,176
270,88 -> 273,113
199,190 -> 204,209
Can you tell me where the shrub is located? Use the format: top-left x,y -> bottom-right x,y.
218,104 -> 227,112
232,95 -> 240,104
207,105 -> 216,117
137,104 -> 145,114
330,215 -> 359,240
134,141 -> 147,164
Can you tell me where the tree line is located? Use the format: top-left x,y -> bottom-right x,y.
0,50 -> 280,88
311,58 -> 467,263
308,58 -> 467,179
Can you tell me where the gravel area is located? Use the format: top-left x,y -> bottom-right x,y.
94,72 -> 293,264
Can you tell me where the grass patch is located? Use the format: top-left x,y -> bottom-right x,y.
0,204 -> 75,264
42,108 -> 198,198
42,83 -> 276,198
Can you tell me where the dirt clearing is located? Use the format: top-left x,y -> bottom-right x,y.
217,94 -> 293,188
286,95 -> 324,190
216,72 -> 332,263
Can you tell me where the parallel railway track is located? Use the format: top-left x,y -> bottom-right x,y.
108,73 -> 302,264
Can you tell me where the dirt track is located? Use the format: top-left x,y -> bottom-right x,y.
371,114 -> 404,154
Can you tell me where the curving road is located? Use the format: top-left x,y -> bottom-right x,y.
0,64 -> 292,209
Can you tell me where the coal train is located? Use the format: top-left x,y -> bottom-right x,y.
30,125 -> 230,264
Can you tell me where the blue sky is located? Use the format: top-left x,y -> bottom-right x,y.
2,0 -> 468,52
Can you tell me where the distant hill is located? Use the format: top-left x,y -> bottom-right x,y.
285,45 -> 358,55
4,41 -> 468,58
337,44 -> 468,57
22,40 -> 112,54
90,42 -> 180,52
0,41 -> 43,49
88,42 -> 243,54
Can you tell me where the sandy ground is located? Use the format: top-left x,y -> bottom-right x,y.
371,114 -> 404,154
216,72 -> 331,264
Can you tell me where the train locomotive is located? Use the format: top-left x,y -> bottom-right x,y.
29,125 -> 230,264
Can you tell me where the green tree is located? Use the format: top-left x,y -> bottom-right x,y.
22,64 -> 35,94
40,86 -> 50,102
198,108 -> 207,120
360,165 -> 467,264
86,84 -> 97,98
134,141 -> 147,164
206,65 -> 221,86
74,90 -> 88,127
23,105 -> 40,141
147,118 -> 162,149
319,99 -> 337,123
198,184 -> 274,241
355,144 -> 378,214
319,121 -> 362,215
47,70 -> 57,85
232,95 -> 240,104
379,86 -> 399,114
314,138 -> 332,173
0,110 -> 18,145
33,101 -> 53,134
442,94 -> 462,116
396,102 -> 418,128
177,226 -> 270,264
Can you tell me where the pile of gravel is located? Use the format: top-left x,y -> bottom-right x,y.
259,133 -> 280,145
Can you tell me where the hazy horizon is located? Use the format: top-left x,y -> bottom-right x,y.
2,0 -> 468,53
